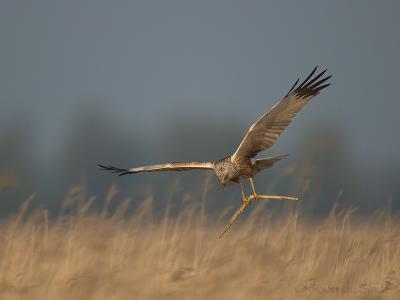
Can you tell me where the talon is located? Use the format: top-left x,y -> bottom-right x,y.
242,195 -> 251,205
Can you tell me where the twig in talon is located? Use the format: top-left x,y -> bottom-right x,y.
217,194 -> 299,238
218,201 -> 250,239
249,195 -> 299,201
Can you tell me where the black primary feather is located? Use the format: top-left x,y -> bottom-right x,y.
287,67 -> 331,98
98,164 -> 131,176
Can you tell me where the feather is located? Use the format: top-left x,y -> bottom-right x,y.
99,162 -> 214,176
232,67 -> 331,161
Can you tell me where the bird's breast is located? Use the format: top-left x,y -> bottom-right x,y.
235,160 -> 253,177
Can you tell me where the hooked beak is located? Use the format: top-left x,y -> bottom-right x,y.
220,182 -> 229,190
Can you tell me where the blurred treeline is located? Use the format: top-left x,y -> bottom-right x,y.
0,107 -> 398,218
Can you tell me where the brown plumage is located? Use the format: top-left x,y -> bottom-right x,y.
99,66 -> 331,237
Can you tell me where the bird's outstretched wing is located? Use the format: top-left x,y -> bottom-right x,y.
252,154 -> 288,174
232,66 -> 331,161
98,161 -> 214,176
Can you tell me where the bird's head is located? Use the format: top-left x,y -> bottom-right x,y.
221,174 -> 231,185
213,157 -> 238,186
214,166 -> 232,185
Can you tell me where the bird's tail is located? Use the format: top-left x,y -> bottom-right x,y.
252,154 -> 288,174
98,161 -> 214,176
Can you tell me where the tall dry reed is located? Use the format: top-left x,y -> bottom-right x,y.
0,185 -> 399,300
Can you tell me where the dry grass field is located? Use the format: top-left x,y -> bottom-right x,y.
0,184 -> 399,300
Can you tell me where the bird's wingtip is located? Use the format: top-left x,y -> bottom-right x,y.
98,164 -> 131,176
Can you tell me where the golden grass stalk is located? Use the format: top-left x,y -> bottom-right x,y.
0,188 -> 399,299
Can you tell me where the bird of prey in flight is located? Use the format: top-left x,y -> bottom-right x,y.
99,66 -> 331,238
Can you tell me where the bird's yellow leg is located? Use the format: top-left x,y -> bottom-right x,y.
249,177 -> 258,199
248,177 -> 299,201
240,181 -> 250,203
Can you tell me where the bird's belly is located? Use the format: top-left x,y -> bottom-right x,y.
238,164 -> 253,177
231,167 -> 252,183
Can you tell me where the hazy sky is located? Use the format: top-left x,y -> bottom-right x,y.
1,1 -> 399,163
